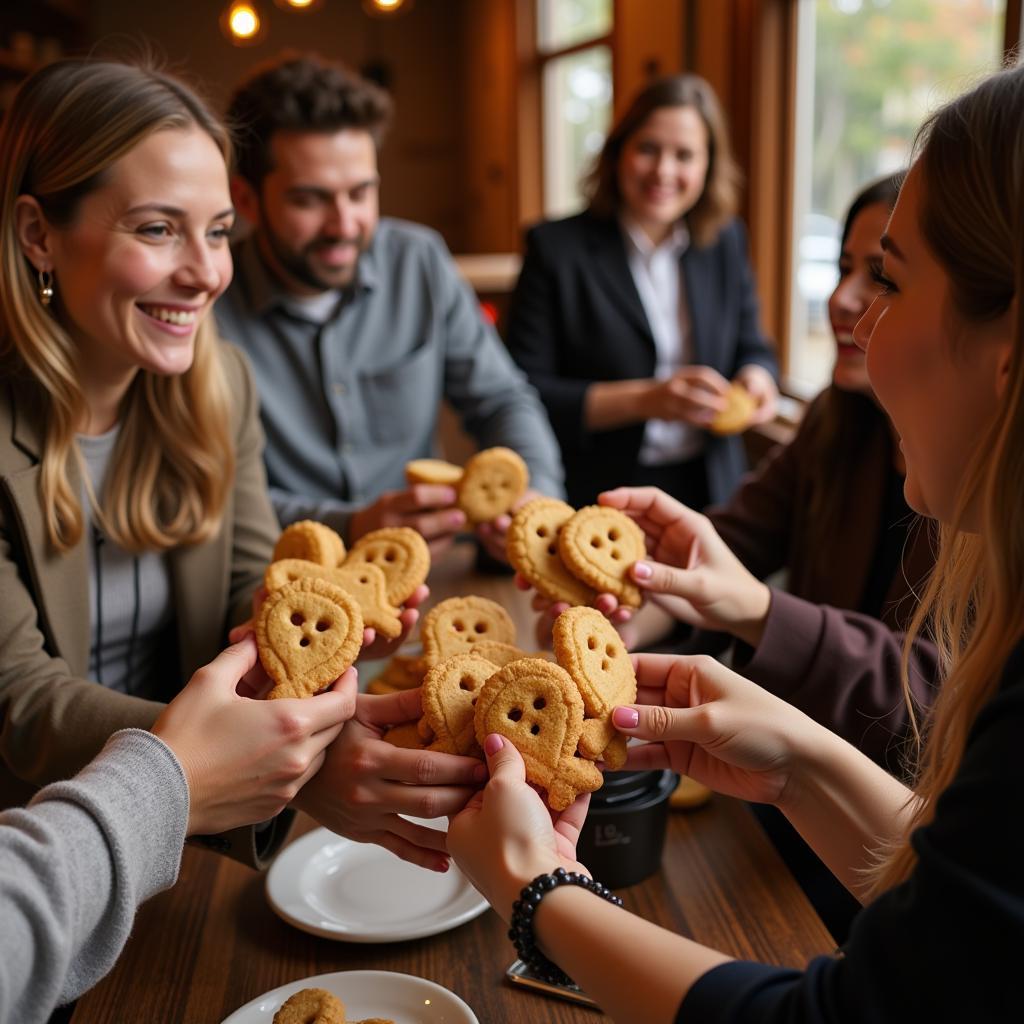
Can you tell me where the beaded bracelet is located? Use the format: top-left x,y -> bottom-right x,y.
508,866 -> 624,987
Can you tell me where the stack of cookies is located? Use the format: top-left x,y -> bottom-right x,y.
506,499 -> 647,610
255,521 -> 430,700
384,596 -> 637,811
405,446 -> 529,523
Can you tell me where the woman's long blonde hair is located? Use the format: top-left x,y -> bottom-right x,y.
0,58 -> 234,553
867,64 -> 1024,894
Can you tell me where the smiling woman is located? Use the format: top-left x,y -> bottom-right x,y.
0,59 -> 288,865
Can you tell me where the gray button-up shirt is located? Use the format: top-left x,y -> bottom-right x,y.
215,219 -> 565,537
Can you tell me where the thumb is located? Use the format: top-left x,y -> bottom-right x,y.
631,559 -> 701,601
612,703 -> 707,744
202,634 -> 259,691
482,733 -> 526,783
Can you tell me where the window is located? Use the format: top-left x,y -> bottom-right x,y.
788,0 -> 1008,394
536,0 -> 613,219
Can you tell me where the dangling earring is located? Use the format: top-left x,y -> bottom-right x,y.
38,269 -> 53,307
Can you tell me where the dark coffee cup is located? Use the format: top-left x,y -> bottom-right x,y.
576,769 -> 678,889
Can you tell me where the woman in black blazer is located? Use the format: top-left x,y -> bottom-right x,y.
506,75 -> 779,510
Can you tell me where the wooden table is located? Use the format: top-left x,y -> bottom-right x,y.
70,541 -> 835,1022
70,796 -> 833,1023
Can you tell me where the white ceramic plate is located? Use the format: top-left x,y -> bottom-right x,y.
221,969 -> 479,1024
265,822 -> 489,942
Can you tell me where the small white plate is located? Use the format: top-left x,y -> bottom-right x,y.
221,969 -> 479,1024
265,822 -> 489,942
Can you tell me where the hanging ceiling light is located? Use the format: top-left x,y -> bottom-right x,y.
274,0 -> 322,10
221,1 -> 265,45
362,0 -> 413,17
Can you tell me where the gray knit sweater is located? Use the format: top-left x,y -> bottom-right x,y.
0,729 -> 187,1024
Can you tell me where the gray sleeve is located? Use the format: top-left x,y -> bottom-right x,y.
266,485 -> 355,538
0,729 -> 187,1024
429,239 -> 566,500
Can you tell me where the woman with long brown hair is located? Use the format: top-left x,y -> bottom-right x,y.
452,63 -> 1024,1021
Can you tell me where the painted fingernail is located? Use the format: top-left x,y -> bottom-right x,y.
484,733 -> 504,756
613,707 -> 639,728
632,561 -> 653,580
449,510 -> 466,527
436,857 -> 450,872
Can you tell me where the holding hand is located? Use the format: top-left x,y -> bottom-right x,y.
294,687 -> 487,871
734,364 -> 779,425
151,635 -> 355,836
448,733 -> 592,922
350,485 -> 467,560
615,652 -> 808,806
647,366 -> 730,427
599,487 -> 770,646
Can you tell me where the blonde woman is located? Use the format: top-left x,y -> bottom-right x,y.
0,59 -> 356,867
450,64 -> 1024,1021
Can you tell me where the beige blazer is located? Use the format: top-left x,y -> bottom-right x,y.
0,344 -> 282,862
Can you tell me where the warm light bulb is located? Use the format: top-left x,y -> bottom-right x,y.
362,0 -> 411,14
229,3 -> 260,38
373,0 -> 403,9
285,0 -> 315,6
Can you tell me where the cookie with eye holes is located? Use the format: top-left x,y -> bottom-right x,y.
405,457 -> 465,487
558,505 -> 646,608
709,382 -> 757,436
474,658 -> 603,811
552,606 -> 636,770
256,578 -> 363,700
264,559 -> 404,641
456,446 -> 529,524
272,520 -> 346,568
346,527 -> 430,606
419,595 -> 517,666
272,987 -> 345,1024
506,497 -> 598,607
420,652 -> 498,756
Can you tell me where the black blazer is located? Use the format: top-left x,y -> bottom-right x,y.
505,210 -> 779,507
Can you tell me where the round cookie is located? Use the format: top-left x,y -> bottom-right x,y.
558,506 -> 646,608
405,458 -> 464,487
346,526 -> 430,606
457,446 -> 529,524
552,606 -> 637,770
420,595 -> 516,666
256,578 -> 363,700
506,497 -> 598,607
474,658 -> 603,811
709,382 -> 757,436
272,987 -> 344,1024
272,520 -> 346,567
469,639 -> 529,667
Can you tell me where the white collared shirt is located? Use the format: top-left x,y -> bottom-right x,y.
621,216 -> 704,466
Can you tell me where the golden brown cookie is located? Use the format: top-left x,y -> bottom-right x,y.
469,639 -> 529,667
272,987 -> 344,1024
552,606 -> 636,770
272,521 -> 346,567
405,458 -> 464,487
506,497 -> 599,607
256,578 -> 363,700
369,651 -> 427,693
558,506 -> 646,608
382,721 -> 428,750
421,652 -> 497,756
457,446 -> 529,524
265,559 -> 403,641
669,774 -> 713,810
709,382 -> 757,436
346,527 -> 430,606
474,658 -> 603,811
420,596 -> 516,666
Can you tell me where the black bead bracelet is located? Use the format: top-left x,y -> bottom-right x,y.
508,866 -> 624,987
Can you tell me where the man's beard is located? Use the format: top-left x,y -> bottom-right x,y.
261,218 -> 368,293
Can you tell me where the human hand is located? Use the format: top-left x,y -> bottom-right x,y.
613,652 -> 811,806
598,487 -> 770,646
735,364 -> 778,426
645,366 -> 730,427
476,487 -> 545,565
151,635 -> 356,836
293,687 -> 487,871
513,573 -> 633,650
349,485 -> 466,560
447,733 -> 591,922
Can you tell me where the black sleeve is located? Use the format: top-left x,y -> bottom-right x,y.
677,643 -> 1024,1023
725,220 -> 779,381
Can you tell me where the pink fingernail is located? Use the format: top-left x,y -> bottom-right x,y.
436,857 -> 450,872
633,562 -> 653,580
484,733 -> 504,756
450,511 -> 466,527
613,707 -> 639,728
